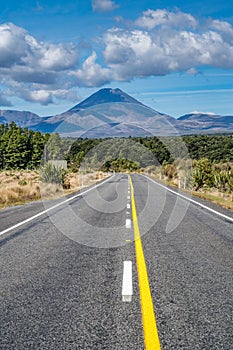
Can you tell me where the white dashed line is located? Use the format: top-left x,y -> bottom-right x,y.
123,178 -> 133,300
122,261 -> 133,302
125,218 -> 131,229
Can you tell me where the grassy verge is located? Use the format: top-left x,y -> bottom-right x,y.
189,190 -> 233,211
1,169 -> 231,212
148,174 -> 233,211
0,170 -> 108,209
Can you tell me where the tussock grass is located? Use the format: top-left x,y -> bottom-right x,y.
190,190 -> 233,211
0,171 -> 41,208
149,172 -> 233,211
0,170 -> 108,209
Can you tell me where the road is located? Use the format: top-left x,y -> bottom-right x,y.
0,173 -> 232,349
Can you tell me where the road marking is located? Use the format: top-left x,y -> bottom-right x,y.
127,195 -> 130,200
122,261 -> 133,302
144,175 -> 233,224
125,219 -> 131,229
130,176 -> 161,350
127,203 -> 130,209
0,175 -> 114,237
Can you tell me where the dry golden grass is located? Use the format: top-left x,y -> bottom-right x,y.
0,171 -> 41,207
190,190 -> 233,211
2,169 -> 230,211
149,173 -> 233,211
0,170 -> 108,209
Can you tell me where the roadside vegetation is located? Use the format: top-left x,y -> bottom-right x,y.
149,158 -> 233,210
67,134 -> 233,210
0,169 -> 106,209
0,122 -> 232,210
0,123 -> 106,208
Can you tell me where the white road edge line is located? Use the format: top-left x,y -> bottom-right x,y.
125,218 -> 131,229
122,261 -> 133,302
127,203 -> 130,209
0,174 -> 115,237
144,174 -> 233,223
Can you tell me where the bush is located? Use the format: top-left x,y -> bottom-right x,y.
39,163 -> 66,185
162,162 -> 178,180
192,158 -> 213,190
101,158 -> 140,172
18,179 -> 27,186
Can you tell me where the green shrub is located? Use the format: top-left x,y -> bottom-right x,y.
18,179 -> 27,186
162,162 -> 178,180
39,163 -> 66,185
192,158 -> 213,190
101,158 -> 140,172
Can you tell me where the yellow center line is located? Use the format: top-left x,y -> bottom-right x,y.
129,176 -> 161,350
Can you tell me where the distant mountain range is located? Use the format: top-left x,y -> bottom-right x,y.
0,88 -> 233,137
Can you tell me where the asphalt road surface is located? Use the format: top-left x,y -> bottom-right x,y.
0,173 -> 232,349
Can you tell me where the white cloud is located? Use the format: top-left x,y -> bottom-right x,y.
209,19 -> 233,35
0,23 -> 29,67
5,75 -> 80,105
135,9 -> 197,30
22,90 -> 54,105
208,19 -> 233,45
0,23 -> 79,104
39,44 -> 78,71
102,11 -> 233,82
103,21 -> 233,80
0,23 -> 77,71
5,67 -> 57,85
70,51 -> 111,87
92,0 -> 119,12
1,10 -> 233,106
11,87 -> 80,106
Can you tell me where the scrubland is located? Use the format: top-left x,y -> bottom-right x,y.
146,158 -> 233,210
0,170 -> 107,209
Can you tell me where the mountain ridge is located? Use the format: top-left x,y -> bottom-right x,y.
0,88 -> 233,136
0,109 -> 41,128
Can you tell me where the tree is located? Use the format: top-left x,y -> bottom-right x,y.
0,121 -> 48,170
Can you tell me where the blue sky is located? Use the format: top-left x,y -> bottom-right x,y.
0,0 -> 233,117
